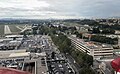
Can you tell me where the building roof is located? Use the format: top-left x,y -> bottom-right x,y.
0,38 -> 13,42
0,44 -> 5,47
0,50 -> 27,59
35,52 -> 46,57
9,40 -> 21,43
0,50 -> 26,53
69,36 -> 113,49
9,52 -> 30,58
5,35 -> 23,38
0,68 -> 31,74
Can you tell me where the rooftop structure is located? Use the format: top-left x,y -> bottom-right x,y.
5,35 -> 23,38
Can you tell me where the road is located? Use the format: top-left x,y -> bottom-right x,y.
36,58 -> 47,74
16,26 -> 23,30
43,35 -> 78,74
65,54 -> 80,74
4,25 -> 12,34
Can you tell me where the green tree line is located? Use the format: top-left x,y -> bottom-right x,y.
91,35 -> 118,44
50,33 -> 94,74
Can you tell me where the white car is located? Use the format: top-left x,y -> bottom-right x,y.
69,70 -> 72,73
51,65 -> 55,68
56,57 -> 59,60
58,64 -> 62,68
74,60 -> 76,63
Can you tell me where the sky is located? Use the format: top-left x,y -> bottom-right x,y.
0,0 -> 120,19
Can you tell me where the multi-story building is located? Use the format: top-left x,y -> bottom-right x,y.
68,36 -> 113,59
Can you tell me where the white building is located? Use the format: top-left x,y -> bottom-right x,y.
68,36 -> 113,59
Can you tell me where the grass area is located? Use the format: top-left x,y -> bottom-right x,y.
0,25 -> 4,35
0,24 -> 27,35
17,25 -> 25,29
8,25 -> 21,33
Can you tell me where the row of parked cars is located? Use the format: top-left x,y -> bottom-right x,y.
0,59 -> 24,69
49,61 -> 74,74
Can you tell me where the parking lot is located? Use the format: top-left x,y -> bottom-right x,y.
0,35 -> 76,74
42,35 -> 75,74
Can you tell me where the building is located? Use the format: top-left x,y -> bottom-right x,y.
0,50 -> 30,60
68,36 -> 114,59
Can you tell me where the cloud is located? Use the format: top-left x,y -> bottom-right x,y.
0,0 -> 55,18
0,0 -> 120,19
0,0 -> 50,9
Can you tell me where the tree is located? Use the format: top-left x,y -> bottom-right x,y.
79,67 -> 95,74
74,31 -> 82,38
91,35 -> 118,44
51,52 -> 55,59
101,28 -> 115,34
92,27 -> 100,34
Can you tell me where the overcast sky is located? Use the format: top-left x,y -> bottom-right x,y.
0,0 -> 120,19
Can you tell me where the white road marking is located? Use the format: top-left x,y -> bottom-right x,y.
4,25 -> 12,34
16,26 -> 23,30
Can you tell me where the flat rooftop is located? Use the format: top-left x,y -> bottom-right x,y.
70,36 -> 113,49
0,50 -> 28,59
5,35 -> 23,38
9,52 -> 30,58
